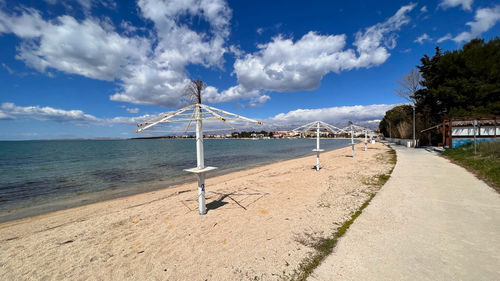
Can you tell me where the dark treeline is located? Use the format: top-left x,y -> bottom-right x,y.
237,131 -> 273,138
380,38 -> 500,145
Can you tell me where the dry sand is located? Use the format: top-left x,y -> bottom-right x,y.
0,141 -> 393,281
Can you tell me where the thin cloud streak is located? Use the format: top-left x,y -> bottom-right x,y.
453,5 -> 500,43
439,0 -> 474,11
414,33 -> 431,44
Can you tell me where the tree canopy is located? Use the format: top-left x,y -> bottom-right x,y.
415,38 -> 500,118
379,105 -> 413,139
380,37 -> 500,144
184,80 -> 205,104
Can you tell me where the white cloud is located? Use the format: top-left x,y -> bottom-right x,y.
203,84 -> 271,107
453,5 -> 500,42
206,4 -> 416,103
235,32 -> 352,93
1,63 -> 14,74
77,0 -> 95,10
43,0 -> 117,12
267,104 -> 397,129
437,33 -> 453,42
0,102 -> 154,125
439,0 -> 474,11
1,12 -> 151,81
0,111 -> 12,120
0,7 -> 150,81
126,107 -> 140,113
414,33 -> 431,44
107,114 -> 158,125
0,0 -> 233,108
0,102 -> 100,123
354,3 -> 416,52
228,44 -> 243,57
115,0 -> 233,107
136,0 -> 231,67
420,6 -> 428,13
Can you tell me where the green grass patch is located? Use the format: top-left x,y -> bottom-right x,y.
375,173 -> 391,186
362,173 -> 392,188
442,141 -> 500,192
387,147 -> 397,165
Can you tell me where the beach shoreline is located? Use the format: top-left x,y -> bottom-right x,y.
0,139 -> 357,224
0,141 -> 393,280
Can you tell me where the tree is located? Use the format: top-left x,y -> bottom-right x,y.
415,38 -> 500,118
379,105 -> 413,138
395,68 -> 422,146
184,79 -> 205,104
395,68 -> 421,103
380,38 -> 500,145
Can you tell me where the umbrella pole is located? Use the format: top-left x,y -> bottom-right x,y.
316,122 -> 320,171
351,126 -> 355,158
364,129 -> 367,151
195,104 -> 206,215
310,122 -> 324,171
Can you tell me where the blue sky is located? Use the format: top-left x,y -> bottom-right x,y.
0,0 -> 499,140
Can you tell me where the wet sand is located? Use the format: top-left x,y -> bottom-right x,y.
0,141 -> 393,280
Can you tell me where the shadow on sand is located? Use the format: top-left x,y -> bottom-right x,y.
180,187 -> 270,213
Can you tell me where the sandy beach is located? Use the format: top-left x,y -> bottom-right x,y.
0,141 -> 393,281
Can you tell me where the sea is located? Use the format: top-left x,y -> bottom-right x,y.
0,138 -> 354,222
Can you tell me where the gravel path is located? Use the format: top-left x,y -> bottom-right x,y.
309,144 -> 500,281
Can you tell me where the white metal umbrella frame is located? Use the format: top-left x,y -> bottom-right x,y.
136,103 -> 262,215
341,123 -> 372,157
292,121 -> 345,171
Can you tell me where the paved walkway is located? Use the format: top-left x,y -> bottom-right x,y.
310,145 -> 500,281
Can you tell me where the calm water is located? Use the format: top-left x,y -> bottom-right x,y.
0,138 -> 353,222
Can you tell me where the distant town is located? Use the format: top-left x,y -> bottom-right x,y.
132,130 -> 379,140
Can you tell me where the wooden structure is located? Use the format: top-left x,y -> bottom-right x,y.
442,117 -> 499,148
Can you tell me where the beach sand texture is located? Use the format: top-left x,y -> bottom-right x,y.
0,142 -> 393,281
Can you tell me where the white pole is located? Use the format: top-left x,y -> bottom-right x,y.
473,120 -> 477,154
316,122 -> 320,171
412,105 -> 416,148
351,125 -> 355,158
364,129 -> 367,151
195,104 -> 206,215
